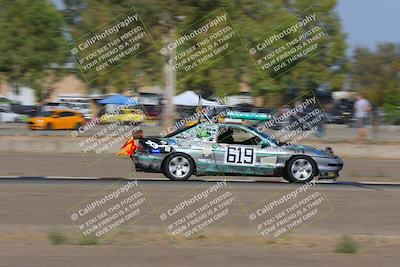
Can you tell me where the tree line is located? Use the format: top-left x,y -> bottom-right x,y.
0,0 -> 399,122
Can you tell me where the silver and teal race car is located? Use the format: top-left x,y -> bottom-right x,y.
133,116 -> 343,183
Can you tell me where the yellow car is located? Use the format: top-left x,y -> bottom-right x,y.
28,109 -> 85,130
100,109 -> 145,124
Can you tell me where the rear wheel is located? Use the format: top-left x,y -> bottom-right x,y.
46,123 -> 53,130
283,156 -> 317,183
163,153 -> 195,181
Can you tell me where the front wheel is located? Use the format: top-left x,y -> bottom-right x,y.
283,156 -> 317,183
163,153 -> 195,181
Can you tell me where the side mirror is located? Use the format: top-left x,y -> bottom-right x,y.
260,140 -> 269,148
52,114 -> 59,118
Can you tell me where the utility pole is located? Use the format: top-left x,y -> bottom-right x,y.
163,26 -> 176,129
161,15 -> 185,131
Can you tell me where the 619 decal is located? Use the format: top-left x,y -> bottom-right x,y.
225,146 -> 255,165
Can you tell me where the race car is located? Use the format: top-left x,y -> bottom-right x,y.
131,113 -> 343,183
100,108 -> 145,124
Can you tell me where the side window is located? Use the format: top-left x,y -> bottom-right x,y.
232,128 -> 253,143
218,127 -> 261,145
217,127 -> 234,144
59,112 -> 74,117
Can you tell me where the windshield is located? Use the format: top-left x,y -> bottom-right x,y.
248,126 -> 279,145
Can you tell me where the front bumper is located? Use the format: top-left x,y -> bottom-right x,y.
28,122 -> 46,130
313,156 -> 344,179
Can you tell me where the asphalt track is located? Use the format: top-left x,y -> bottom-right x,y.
1,173 -> 400,267
2,176 -> 399,233
1,152 -> 399,267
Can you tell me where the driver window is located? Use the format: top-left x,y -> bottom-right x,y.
218,127 -> 261,145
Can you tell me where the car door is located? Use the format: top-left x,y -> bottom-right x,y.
212,125 -> 277,176
70,112 -> 82,128
65,111 -> 78,129
48,111 -> 61,129
172,123 -> 220,174
56,111 -> 73,129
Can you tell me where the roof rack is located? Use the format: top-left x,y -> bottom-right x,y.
226,111 -> 271,121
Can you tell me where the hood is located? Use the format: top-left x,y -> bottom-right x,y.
285,144 -> 335,157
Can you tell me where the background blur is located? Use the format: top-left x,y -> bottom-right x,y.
0,0 -> 399,126
0,1 -> 400,267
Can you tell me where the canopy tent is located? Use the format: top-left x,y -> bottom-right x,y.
98,94 -> 139,105
173,91 -> 219,106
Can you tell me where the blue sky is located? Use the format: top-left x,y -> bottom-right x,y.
337,0 -> 400,52
53,0 -> 400,53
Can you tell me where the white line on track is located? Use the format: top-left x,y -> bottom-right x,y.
46,176 -> 99,180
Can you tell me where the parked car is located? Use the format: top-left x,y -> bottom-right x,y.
62,102 -> 92,120
42,102 -> 69,112
0,108 -> 27,122
10,104 -> 39,119
28,109 -> 85,130
100,108 -> 145,124
330,98 -> 355,125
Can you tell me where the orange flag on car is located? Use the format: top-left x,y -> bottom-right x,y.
117,129 -> 143,157
117,137 -> 137,157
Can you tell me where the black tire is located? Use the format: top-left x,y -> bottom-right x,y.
46,123 -> 53,130
163,153 -> 195,181
283,156 -> 317,183
75,122 -> 82,130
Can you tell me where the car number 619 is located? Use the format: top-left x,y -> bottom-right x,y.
225,146 -> 255,165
